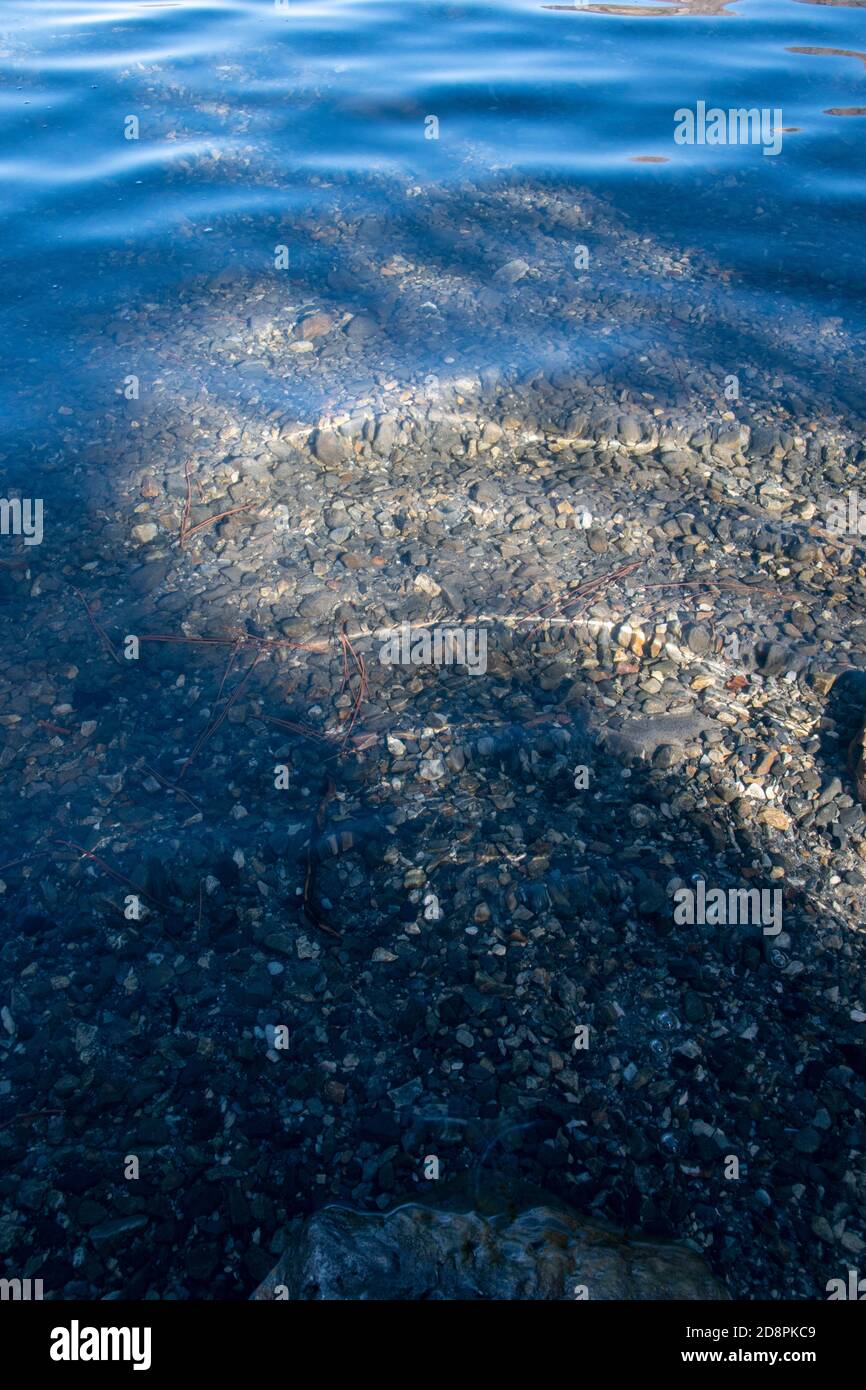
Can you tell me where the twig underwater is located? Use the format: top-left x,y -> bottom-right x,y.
302,776 -> 342,939
52,838 -> 168,913
178,458 -> 255,548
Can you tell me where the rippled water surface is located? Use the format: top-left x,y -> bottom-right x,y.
1,0 -> 864,457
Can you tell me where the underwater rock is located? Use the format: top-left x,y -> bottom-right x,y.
851,719 -> 866,806
600,712 -> 713,764
252,1191 -> 729,1301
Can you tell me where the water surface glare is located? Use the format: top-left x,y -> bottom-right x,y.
0,0 -> 864,454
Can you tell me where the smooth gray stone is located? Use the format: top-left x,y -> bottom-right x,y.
600,713 -> 713,763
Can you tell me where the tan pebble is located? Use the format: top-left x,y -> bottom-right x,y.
298,312 -> 333,340
760,806 -> 791,831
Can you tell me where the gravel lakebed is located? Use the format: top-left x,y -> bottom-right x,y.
2,173 -> 865,1300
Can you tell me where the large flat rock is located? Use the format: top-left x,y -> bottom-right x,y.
252,1195 -> 729,1301
600,713 -> 714,763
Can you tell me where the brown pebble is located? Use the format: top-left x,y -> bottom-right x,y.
298,312 -> 333,341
